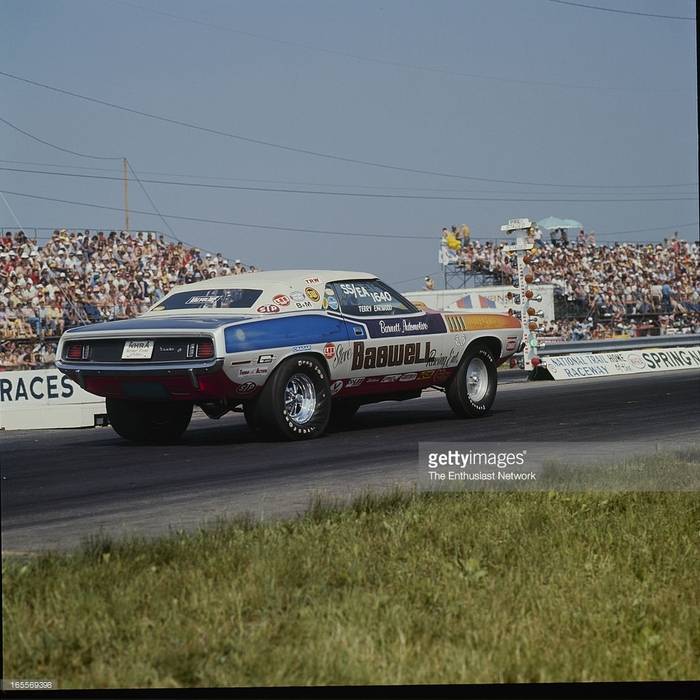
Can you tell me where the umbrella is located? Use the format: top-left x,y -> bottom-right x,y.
537,216 -> 583,230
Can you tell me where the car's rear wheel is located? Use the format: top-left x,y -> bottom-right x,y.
256,356 -> 331,440
446,345 -> 497,418
106,398 -> 193,443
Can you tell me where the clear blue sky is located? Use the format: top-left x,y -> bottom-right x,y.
1,0 -> 697,290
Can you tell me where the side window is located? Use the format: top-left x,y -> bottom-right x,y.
332,279 -> 418,316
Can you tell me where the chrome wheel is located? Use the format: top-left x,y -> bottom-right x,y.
284,373 -> 317,424
466,357 -> 489,402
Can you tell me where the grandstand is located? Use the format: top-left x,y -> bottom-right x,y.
1,226 -> 698,370
0,228 -> 256,370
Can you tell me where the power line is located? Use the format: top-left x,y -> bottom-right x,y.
545,0 -> 695,21
1,71 -> 693,190
2,166 -> 697,203
2,189 -> 696,243
0,189 -> 437,240
125,159 -> 181,242
0,117 -> 122,161
0,116 -> 185,244
110,0 -> 690,93
1,157 -> 696,194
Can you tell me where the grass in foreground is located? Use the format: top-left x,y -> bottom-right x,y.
3,456 -> 699,688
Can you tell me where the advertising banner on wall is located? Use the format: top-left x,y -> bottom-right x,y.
543,346 -> 700,380
0,369 -> 105,430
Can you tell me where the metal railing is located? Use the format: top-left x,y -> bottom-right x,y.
537,334 -> 700,356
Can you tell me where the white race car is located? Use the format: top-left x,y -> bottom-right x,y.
56,270 -> 523,442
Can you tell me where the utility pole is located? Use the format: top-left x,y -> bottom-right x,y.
123,157 -> 129,232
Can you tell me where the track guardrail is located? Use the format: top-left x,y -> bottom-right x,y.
536,334 -> 700,356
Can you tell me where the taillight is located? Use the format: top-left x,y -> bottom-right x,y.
66,343 -> 90,360
196,340 -> 215,359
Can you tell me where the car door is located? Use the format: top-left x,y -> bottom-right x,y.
328,278 -> 453,387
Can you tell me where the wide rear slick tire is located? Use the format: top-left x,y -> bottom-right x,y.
106,398 -> 193,443
446,345 -> 497,418
255,355 -> 331,440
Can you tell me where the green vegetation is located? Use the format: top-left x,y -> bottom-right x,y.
3,455 -> 699,688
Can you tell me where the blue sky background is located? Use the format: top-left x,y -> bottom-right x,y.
1,0 -> 697,289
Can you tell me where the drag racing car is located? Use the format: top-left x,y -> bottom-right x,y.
56,270 -> 523,442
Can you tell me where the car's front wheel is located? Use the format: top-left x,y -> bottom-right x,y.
106,398 -> 193,443
446,344 -> 497,418
256,356 -> 331,440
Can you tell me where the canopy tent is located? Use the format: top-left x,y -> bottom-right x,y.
536,216 -> 583,230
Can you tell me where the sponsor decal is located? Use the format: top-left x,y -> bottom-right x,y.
377,319 -> 429,335
425,347 -> 462,369
418,369 -> 435,380
506,336 -> 518,352
399,372 -> 418,382
330,380 -> 344,395
290,291 -> 305,302
272,294 -> 290,306
237,381 -> 257,394
362,313 -> 446,338
295,300 -> 313,309
239,366 -> 268,377
351,340 -> 433,371
366,376 -> 383,384
186,295 -> 222,305
345,377 -> 364,388
305,287 -> 320,302
256,304 -> 280,314
292,344 -> 311,352
332,344 -> 351,368
305,277 -> 320,284
381,374 -> 402,383
323,342 -> 336,359
258,354 -> 274,363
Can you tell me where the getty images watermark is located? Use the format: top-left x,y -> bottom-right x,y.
426,447 -> 536,483
418,442 -> 700,491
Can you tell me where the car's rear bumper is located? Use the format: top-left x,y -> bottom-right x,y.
56,358 -> 223,387
55,358 -> 239,401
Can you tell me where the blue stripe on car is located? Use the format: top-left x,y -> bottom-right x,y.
224,314 -> 365,352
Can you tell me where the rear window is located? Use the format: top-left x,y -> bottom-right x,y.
154,289 -> 263,310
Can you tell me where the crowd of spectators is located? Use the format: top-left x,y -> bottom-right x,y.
1,228 -> 256,369
439,225 -> 700,340
2,225 -> 698,369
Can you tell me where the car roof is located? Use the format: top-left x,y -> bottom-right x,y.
145,270 -> 380,316
172,269 -> 377,292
